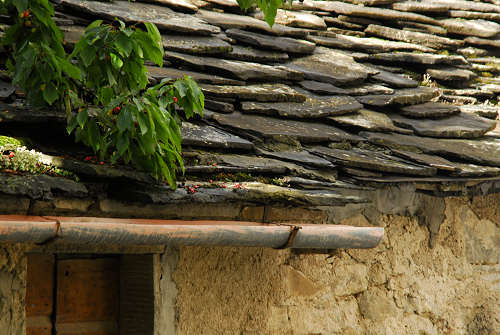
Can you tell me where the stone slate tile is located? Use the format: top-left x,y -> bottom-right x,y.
60,25 -> 84,46
111,180 -> 367,206
141,0 -> 199,13
440,18 -> 500,38
283,176 -> 373,191
310,146 -> 437,176
255,149 -> 335,168
213,112 -> 363,143
225,29 -> 316,55
195,9 -> 309,38
299,81 -> 394,96
441,88 -> 495,99
203,0 -> 240,11
324,16 -> 364,30
390,113 -> 496,139
426,67 -> 476,83
286,47 -> 376,87
468,57 -> 500,65
399,102 -> 460,119
162,35 -> 232,55
440,95 -> 477,105
459,105 -> 499,119
0,173 -> 87,200
364,24 -> 464,50
204,100 -> 234,113
458,47 -> 489,58
392,1 -> 450,13
181,122 -> 253,150
371,70 -> 419,88
360,52 -> 469,66
146,66 -> 245,86
240,96 -> 363,118
0,101 -> 65,123
252,9 -> 327,30
356,87 -> 439,107
449,10 -> 500,22
432,0 -> 500,13
449,163 -> 500,177
213,154 -> 339,183
337,14 -> 382,26
0,80 -> 15,100
340,0 -> 399,6
307,34 -> 434,53
361,131 -> 500,167
224,45 -> 289,63
200,84 -> 307,102
395,21 -> 448,36
390,149 -> 460,172
329,109 -> 411,133
305,1 -> 440,25
60,0 -> 220,35
165,51 -> 303,81
464,36 -> 500,49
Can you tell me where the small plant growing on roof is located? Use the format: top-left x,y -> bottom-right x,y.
1,0 -> 203,188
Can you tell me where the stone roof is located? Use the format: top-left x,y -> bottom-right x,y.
3,0 -> 500,207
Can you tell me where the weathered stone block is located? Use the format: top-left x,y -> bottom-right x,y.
333,263 -> 368,296
0,195 -> 29,215
358,287 -> 397,321
284,265 -> 321,297
265,206 -> 327,223
239,206 -> 265,222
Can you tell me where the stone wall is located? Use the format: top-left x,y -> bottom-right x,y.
0,244 -> 26,335
169,193 -> 500,335
0,190 -> 498,335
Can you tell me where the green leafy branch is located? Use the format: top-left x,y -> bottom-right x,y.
1,0 -> 203,188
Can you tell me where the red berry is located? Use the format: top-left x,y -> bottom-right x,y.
84,156 -> 92,161
209,179 -> 213,184
99,161 -> 104,165
173,96 -> 178,103
8,152 -> 15,158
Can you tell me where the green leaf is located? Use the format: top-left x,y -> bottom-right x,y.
115,34 -> 133,57
145,22 -> 162,46
76,109 -> 88,128
86,20 -> 103,31
87,119 -> 101,151
116,133 -> 129,156
173,80 -> 187,98
117,108 -> 133,132
257,0 -> 282,27
66,115 -> 79,134
237,0 -> 255,10
134,30 -> 163,66
79,45 -> 97,67
110,53 -> 123,69
59,57 -> 81,80
42,82 -> 58,105
137,113 -> 149,136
